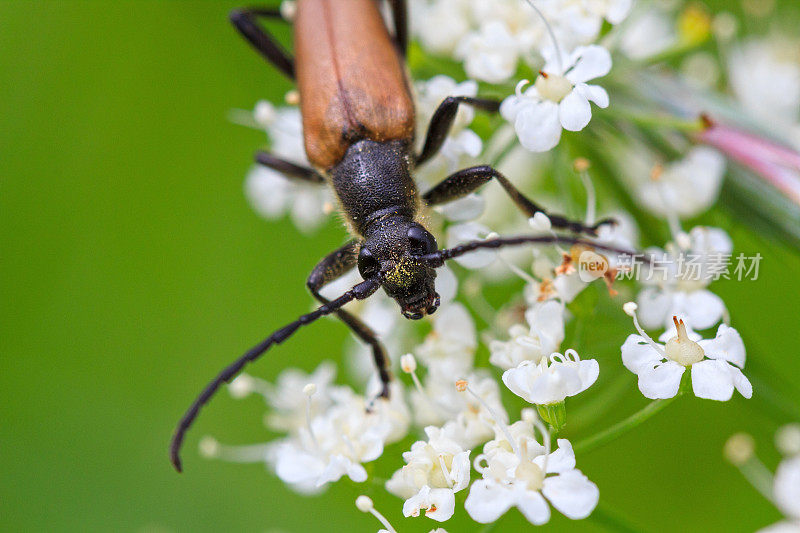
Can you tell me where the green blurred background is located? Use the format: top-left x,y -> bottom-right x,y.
1,1 -> 799,532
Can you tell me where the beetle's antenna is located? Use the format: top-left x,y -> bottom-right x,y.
413,234 -> 638,267
169,276 -> 382,473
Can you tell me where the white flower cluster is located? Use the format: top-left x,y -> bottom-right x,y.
205,366 -> 410,494
412,0 -> 631,83
211,0 -> 800,529
411,0 -> 631,153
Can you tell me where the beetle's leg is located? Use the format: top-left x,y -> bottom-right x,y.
230,7 -> 295,80
255,151 -> 325,183
385,0 -> 408,57
416,96 -> 502,165
423,165 -> 614,235
307,241 -> 392,398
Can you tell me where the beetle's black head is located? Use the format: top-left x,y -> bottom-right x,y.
359,217 -> 440,320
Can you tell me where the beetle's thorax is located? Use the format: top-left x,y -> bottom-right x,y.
329,139 -> 419,236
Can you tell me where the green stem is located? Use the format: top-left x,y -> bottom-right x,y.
574,395 -> 680,454
737,457 -> 776,503
599,107 -> 705,133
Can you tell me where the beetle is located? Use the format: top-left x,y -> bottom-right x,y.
169,0 -> 619,472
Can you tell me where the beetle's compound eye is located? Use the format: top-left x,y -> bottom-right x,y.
407,225 -> 438,256
358,247 -> 380,279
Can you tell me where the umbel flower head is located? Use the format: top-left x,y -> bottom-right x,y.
502,349 -> 599,405
489,300 -> 565,370
621,304 -> 752,401
636,226 -> 732,331
465,411 -> 599,524
386,426 -> 472,522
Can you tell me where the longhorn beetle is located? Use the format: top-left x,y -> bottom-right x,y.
170,0 -> 624,472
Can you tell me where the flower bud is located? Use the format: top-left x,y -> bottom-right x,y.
253,100 -> 275,127
355,495 -> 373,513
229,374 -> 254,399
776,424 -> 800,456
198,436 -> 220,458
529,212 -> 552,232
724,433 -> 755,465
623,302 -> 638,316
401,353 -> 417,374
573,158 -> 591,172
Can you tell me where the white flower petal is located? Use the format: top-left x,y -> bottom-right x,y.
346,460 -> 368,483
515,488 -> 552,525
514,101 -> 562,152
457,21 -> 520,83
566,45 -> 612,83
689,225 -> 733,255
450,450 -> 472,491
435,265 -> 458,306
552,272 -> 587,303
638,361 -> 685,399
621,334 -> 663,374
606,0 -> 633,24
577,359 -> 600,393
541,439 -> 577,474
691,359 -> 735,401
729,365 -> 753,399
636,288 -> 673,330
684,290 -> 726,330
577,83 -> 609,108
698,323 -> 746,367
447,222 -> 496,269
559,89 -> 592,131
316,454 -> 353,486
542,469 -> 600,519
436,193 -> 485,222
542,45 -> 571,76
528,300 -> 566,354
500,94 -> 530,123
275,449 -> 324,485
774,456 -> 800,520
245,166 -> 290,218
465,479 -> 514,523
502,362 -> 535,400
425,488 -> 456,522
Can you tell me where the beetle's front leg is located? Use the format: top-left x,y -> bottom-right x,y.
423,165 -> 614,235
230,7 -> 295,79
416,96 -> 502,165
255,151 -> 325,183
385,0 -> 408,57
307,240 -> 392,398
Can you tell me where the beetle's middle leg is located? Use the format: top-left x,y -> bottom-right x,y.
423,165 -> 613,235
230,7 -> 295,80
307,240 -> 392,398
416,96 -> 502,165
